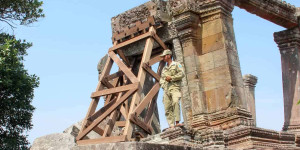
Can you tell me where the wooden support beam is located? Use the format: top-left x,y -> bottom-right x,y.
157,60 -> 165,76
120,105 -> 128,120
132,83 -> 160,116
77,135 -> 126,145
102,92 -> 122,137
101,78 -> 115,89
130,114 -> 152,134
79,57 -> 113,134
104,78 -> 120,106
144,61 -> 165,125
123,27 -> 156,140
117,49 -> 130,66
77,88 -> 137,141
109,31 -> 152,52
103,71 -> 124,82
78,25 -> 168,143
142,63 -> 160,81
91,83 -> 138,98
144,94 -> 157,125
152,33 -> 168,50
116,121 -> 126,127
148,53 -> 163,66
86,121 -> 104,136
88,97 -> 117,122
109,51 -> 138,83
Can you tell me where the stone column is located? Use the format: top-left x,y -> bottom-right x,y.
197,0 -> 247,114
274,27 -> 300,134
243,74 -> 258,126
172,37 -> 193,128
172,11 -> 208,129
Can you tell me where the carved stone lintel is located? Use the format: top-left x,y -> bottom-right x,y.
168,0 -> 234,17
235,0 -> 298,28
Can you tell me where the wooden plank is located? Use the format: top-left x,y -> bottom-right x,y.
109,31 -> 152,52
152,33 -> 168,50
144,94 -> 157,125
145,61 -> 165,125
123,26 -> 156,140
120,105 -> 128,120
77,135 -> 126,145
79,57 -> 113,135
116,121 -> 126,127
148,53 -> 163,66
130,114 -> 152,134
117,49 -> 130,66
86,121 -> 104,136
101,78 -> 115,89
93,126 -> 104,136
96,57 -> 114,91
103,91 -> 123,137
76,88 -> 137,141
102,111 -> 119,137
104,78 -> 120,106
157,60 -> 165,76
88,97 -> 117,122
104,71 -> 124,82
132,83 -> 160,116
109,51 -> 139,83
91,83 -> 138,98
142,63 -> 160,81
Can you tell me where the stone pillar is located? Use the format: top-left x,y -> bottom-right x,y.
243,74 -> 258,126
198,0 -> 247,113
172,37 -> 193,128
274,27 -> 300,134
169,0 -> 252,130
172,11 -> 207,129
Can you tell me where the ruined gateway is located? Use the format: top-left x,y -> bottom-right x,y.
31,0 -> 300,149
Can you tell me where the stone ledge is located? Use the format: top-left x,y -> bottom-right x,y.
224,126 -> 299,149
72,142 -> 202,150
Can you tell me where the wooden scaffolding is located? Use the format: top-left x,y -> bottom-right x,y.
76,17 -> 168,145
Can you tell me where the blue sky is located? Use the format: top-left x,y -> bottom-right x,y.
9,0 -> 300,144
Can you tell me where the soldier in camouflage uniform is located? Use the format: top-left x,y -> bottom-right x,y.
159,49 -> 184,128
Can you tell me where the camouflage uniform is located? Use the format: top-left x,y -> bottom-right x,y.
159,61 -> 184,127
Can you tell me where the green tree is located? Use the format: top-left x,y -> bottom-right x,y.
0,33 -> 39,149
0,0 -> 44,28
0,0 -> 43,149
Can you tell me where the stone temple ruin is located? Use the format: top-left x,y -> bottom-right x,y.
31,0 -> 300,149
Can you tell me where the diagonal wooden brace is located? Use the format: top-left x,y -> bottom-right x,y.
130,114 -> 152,134
132,83 -> 160,116
142,63 -> 160,81
91,83 -> 138,98
76,88 -> 138,141
108,51 -> 139,83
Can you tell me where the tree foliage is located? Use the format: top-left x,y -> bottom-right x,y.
0,0 -> 43,148
0,0 -> 44,28
0,33 -> 39,149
